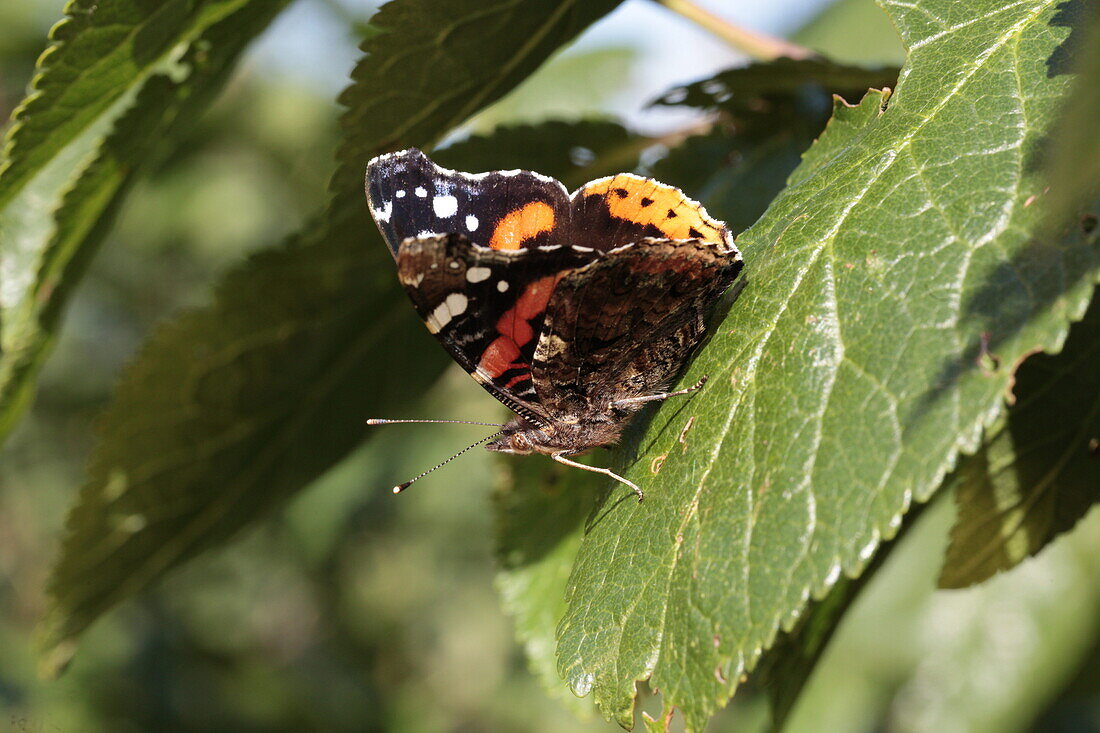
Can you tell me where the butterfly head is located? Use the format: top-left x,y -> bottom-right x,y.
485,414 -> 625,456
484,419 -> 539,455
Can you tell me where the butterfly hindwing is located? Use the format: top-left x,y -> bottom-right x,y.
396,234 -> 597,419
531,238 -> 743,417
366,148 -> 572,257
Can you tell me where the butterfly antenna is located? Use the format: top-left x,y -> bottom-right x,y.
367,418 -> 504,427
390,430 -> 504,494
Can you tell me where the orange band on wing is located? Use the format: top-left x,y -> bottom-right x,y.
583,175 -> 726,244
489,201 -> 556,250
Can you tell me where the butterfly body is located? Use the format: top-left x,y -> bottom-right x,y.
366,149 -> 742,497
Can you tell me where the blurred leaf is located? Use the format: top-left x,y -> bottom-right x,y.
890,510 -> 1100,733
0,0 -> 281,442
438,118 -> 650,190
651,58 -> 898,233
1043,0 -> 1100,231
41,0 -> 627,668
777,488 -> 1100,733
555,2 -> 1100,729
332,0 -> 624,201
0,0 -> 253,207
651,57 -> 898,112
38,231 -> 440,675
467,46 -> 637,133
0,0 -> 290,443
794,0 -> 907,66
940,294 -> 1100,589
496,459 -> 599,715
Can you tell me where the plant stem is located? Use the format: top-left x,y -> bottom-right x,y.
655,0 -> 816,61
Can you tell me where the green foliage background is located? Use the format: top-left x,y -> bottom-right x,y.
0,0 -> 1097,731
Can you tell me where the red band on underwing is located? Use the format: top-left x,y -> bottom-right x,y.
505,372 -> 530,389
478,275 -> 560,379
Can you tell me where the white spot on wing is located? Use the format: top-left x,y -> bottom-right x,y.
433,194 -> 458,218
373,200 -> 392,223
466,214 -> 479,231
429,292 -> 469,332
395,190 -> 406,198
446,292 -> 468,315
466,266 -> 491,283
415,186 -> 428,197
497,280 -> 509,292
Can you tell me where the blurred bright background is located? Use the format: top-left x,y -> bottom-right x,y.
3,1 -> 1098,731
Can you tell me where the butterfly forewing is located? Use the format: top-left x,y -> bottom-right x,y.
367,149 -> 572,257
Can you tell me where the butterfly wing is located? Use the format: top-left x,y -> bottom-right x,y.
531,238 -> 742,418
569,173 -> 735,252
366,148 -> 572,257
367,150 -> 742,425
396,234 -> 597,422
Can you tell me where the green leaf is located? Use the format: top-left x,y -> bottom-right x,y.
495,460 -> 599,715
494,69 -> 893,714
939,292 -> 1100,589
489,68 -> 900,720
651,58 -> 898,233
0,0 -> 290,443
651,57 -> 898,112
555,2 -> 1100,729
0,0 -> 254,209
41,0 -> 626,668
332,0 -> 624,200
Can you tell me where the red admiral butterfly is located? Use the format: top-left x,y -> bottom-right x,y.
365,149 -> 742,500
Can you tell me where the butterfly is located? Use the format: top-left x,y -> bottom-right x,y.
364,148 -> 742,500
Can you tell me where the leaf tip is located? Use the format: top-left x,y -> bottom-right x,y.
568,671 -> 595,697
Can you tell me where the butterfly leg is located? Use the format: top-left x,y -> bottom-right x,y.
551,451 -> 644,502
610,375 -> 709,410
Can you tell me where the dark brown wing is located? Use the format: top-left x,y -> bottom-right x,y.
396,234 -> 596,424
530,238 -> 742,417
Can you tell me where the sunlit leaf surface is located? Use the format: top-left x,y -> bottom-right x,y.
555,1 -> 1100,728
